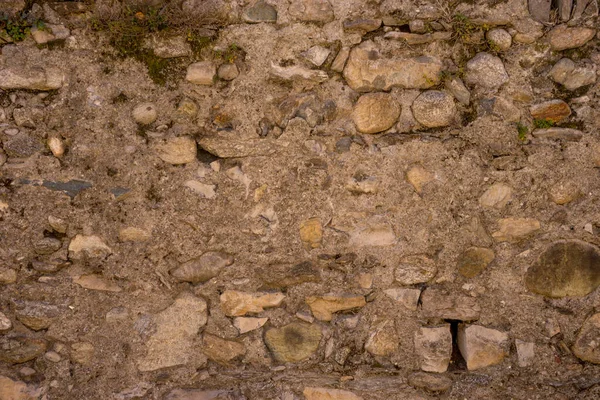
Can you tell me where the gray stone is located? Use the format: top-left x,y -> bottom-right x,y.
548,58 -> 596,90
486,28 -> 512,51
558,0 -> 574,20
573,313 -> 600,364
465,53 -> 509,90
532,128 -> 583,141
411,90 -> 457,128
547,25 -> 596,51
3,134 -> 44,158
264,322 -> 322,362
528,0 -> 552,22
33,237 -> 62,255
414,325 -> 452,373
352,93 -> 401,134
218,63 -> 239,80
243,1 -> 277,23
513,18 -> 545,44
571,0 -> 599,19
525,240 -> 600,298
445,77 -> 471,105
516,339 -> 535,367
0,66 -> 64,91
458,324 -> 509,370
343,41 -> 443,92
186,62 -> 216,85
288,0 -> 334,23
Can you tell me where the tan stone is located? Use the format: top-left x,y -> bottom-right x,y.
479,183 -> 512,209
47,137 -> 65,158
74,274 -> 122,292
171,251 -> 234,284
300,218 -> 323,249
132,102 -> 157,125
68,235 -> 111,259
383,288 -> 421,311
0,312 -> 11,331
234,317 -> 268,334
264,322 -> 322,362
573,313 -> 600,364
15,302 -> 60,331
365,321 -> 399,356
0,375 -> 42,400
414,325 -> 452,373
303,387 -> 363,400
515,339 -> 535,367
352,93 -> 401,134
165,389 -> 236,400
384,31 -> 452,44
411,90 -> 457,128
492,218 -> 540,242
343,41 -> 443,92
457,247 -> 495,278
184,180 -> 217,199
186,62 -> 216,85
306,295 -> 366,321
0,268 -> 17,284
331,47 -> 350,73
457,324 -> 509,370
530,100 -> 571,123
407,372 -> 452,392
288,0 -> 334,23
202,334 -> 245,364
549,182 -> 580,205
395,255 -> 437,285
349,223 -> 396,247
532,127 -> 583,141
420,289 -> 480,321
407,166 -> 434,193
137,293 -> 208,371
220,290 -> 285,316
71,342 -> 95,365
547,25 -> 596,51
0,66 -> 64,91
154,136 -> 197,165
118,227 -> 151,242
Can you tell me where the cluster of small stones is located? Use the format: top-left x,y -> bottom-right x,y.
2,0 -> 600,399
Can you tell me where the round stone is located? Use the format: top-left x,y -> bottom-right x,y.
132,103 -> 158,125
218,63 -> 239,81
525,240 -> 600,298
465,52 -> 509,89
486,28 -> 512,51
352,93 -> 401,134
411,90 -> 457,128
264,322 -> 322,362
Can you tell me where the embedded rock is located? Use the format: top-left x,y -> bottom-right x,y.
457,324 -> 509,370
264,322 -> 322,362
352,93 -> 401,134
306,295 -> 366,321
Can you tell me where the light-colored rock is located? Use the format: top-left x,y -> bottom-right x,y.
457,247 -> 495,278
0,268 -> 17,284
137,293 -> 208,371
288,0 -> 334,23
407,372 -> 452,393
147,35 -> 191,58
47,137 -> 65,158
118,227 -> 151,242
234,317 -> 268,334
243,1 -> 277,23
171,251 -> 234,283
420,289 -> 481,321
465,53 -> 509,90
0,375 -> 43,400
0,67 -> 64,91
265,322 -> 322,362
573,313 -> 600,364
184,180 -> 216,199
532,127 -> 583,141
411,90 -> 456,128
365,321 -> 399,356
414,325 -> 452,373
202,334 -> 245,364
300,218 -> 323,249
0,312 -> 11,331
346,177 -> 378,194
486,28 -> 512,51
479,183 -> 512,209
457,324 -> 509,370
395,255 -> 437,285
384,288 -> 421,311
70,342 -> 95,365
303,387 -> 363,400
73,274 -> 122,292
343,41 -> 443,92
302,45 -> 330,67
513,18 -> 544,43
306,294 -> 366,321
154,136 -> 197,164
549,182 -> 580,205
270,62 -> 328,83
445,77 -> 471,105
331,46 -> 350,73
492,218 -> 541,242
549,58 -> 597,91
48,216 -> 67,233
530,100 -> 571,123
132,103 -> 157,125
68,235 -> 111,259
349,223 -> 396,247
525,240 -> 600,298
186,62 -> 216,85
547,25 -> 596,51
217,63 -> 239,81
14,301 -> 60,331
44,351 -> 61,363
352,93 -> 401,134
407,166 -> 434,193
515,339 -> 535,367
220,290 -> 285,316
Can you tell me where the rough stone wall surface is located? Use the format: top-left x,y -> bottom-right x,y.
1,0 -> 600,399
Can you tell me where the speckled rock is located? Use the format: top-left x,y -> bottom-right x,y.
411,90 -> 457,128
465,53 -> 509,90
265,322 -> 322,362
414,325 -> 452,373
352,93 -> 401,134
547,25 -> 596,51
288,0 -> 334,23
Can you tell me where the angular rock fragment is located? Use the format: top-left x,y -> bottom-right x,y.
68,235 -> 111,259
457,324 -> 509,370
331,47 -> 350,73
137,293 -> 208,371
547,25 -> 596,51
549,58 -> 596,90
0,312 -> 11,331
300,218 -> 323,249
530,100 -> 571,123
407,372 -> 452,393
528,0 -> 552,23
220,290 -> 285,316
343,18 -> 381,33
265,322 -> 322,362
352,93 -> 401,134
395,255 -> 437,285
234,317 -> 268,334
479,183 -> 512,209
457,247 -> 495,278
420,289 -> 480,321
525,240 -> 600,298
154,136 -> 197,165
384,288 -> 421,311
492,218 -> 540,242
303,387 -> 363,400
306,294 -> 366,321
349,223 -> 396,247
171,251 -> 234,284
0,375 -> 43,400
74,274 -> 122,292
365,321 -> 399,356
445,77 -> 471,105
515,339 -> 535,367
14,301 -> 60,331
0,336 -> 47,364
414,325 -> 452,373
406,166 -> 434,194
202,334 -> 245,364
270,63 -> 328,83
343,41 -> 443,92
302,45 -> 330,67
573,313 -> 600,364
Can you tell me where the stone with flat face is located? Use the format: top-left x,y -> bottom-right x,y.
264,322 -> 322,362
